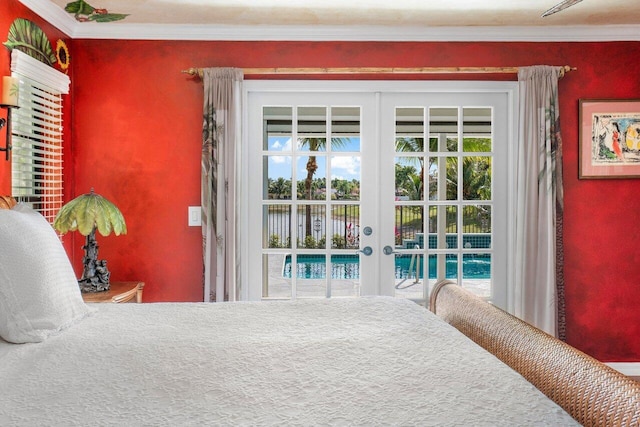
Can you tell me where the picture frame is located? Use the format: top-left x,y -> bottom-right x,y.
579,99 -> 640,179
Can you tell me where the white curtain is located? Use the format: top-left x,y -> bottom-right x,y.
201,68 -> 243,302
513,65 -> 565,336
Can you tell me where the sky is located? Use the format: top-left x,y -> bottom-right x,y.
267,136 -> 362,182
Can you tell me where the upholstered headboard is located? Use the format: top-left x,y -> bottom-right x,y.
0,196 -> 16,209
430,279 -> 640,427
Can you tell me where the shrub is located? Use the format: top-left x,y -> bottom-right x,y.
268,234 -> 281,248
304,235 -> 317,249
332,234 -> 346,249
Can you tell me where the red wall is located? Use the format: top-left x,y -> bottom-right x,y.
3,0 -> 640,362
0,1 -> 72,195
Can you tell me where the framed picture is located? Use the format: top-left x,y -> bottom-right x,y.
579,99 -> 640,179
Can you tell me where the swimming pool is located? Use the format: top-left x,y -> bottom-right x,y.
282,253 -> 491,280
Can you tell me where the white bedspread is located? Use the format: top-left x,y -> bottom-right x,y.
0,297 -> 578,426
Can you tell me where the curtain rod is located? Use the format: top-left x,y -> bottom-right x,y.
181,65 -> 575,78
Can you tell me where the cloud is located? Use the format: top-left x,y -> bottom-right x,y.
270,156 -> 290,165
270,137 -> 292,151
269,137 -> 293,165
331,156 -> 361,177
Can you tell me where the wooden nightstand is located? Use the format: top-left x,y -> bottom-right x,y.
81,281 -> 145,303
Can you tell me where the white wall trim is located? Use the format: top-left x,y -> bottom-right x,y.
18,0 -> 75,37
16,1 -> 640,42
606,362 -> 640,377
71,24 -> 640,42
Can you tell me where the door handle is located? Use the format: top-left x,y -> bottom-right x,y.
358,246 -> 373,256
383,245 -> 398,255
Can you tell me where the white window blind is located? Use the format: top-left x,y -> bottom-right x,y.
10,50 -> 70,223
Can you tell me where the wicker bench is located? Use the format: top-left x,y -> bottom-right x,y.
0,195 -> 17,210
430,279 -> 640,427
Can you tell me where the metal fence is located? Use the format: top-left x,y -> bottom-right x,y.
266,204 -> 490,249
266,204 -> 360,249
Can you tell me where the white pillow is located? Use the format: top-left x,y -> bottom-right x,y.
0,203 -> 92,343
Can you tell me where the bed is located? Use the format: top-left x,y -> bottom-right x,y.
0,198 -> 637,426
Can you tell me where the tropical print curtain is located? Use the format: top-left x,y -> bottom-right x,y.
514,65 -> 565,337
201,68 -> 243,302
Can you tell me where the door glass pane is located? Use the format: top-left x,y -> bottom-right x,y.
331,106 -> 361,152
430,107 -> 458,152
463,253 -> 491,299
330,204 -> 359,249
393,250 -> 424,300
331,156 -> 361,201
395,156 -> 424,201
396,107 -> 424,145
297,156 -> 326,200
295,253 -> 327,298
426,205 -> 458,251
395,205 -> 424,248
330,254 -> 360,297
264,106 -> 292,151
297,106 -> 327,152
264,205 -> 291,249
463,205 -> 491,247
445,156 -> 458,201
297,205 -> 325,249
263,253 -> 291,299
463,156 -> 491,200
265,157 -> 292,200
462,107 -> 492,152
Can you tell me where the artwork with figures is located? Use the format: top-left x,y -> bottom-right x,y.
579,99 -> 640,178
591,112 -> 640,163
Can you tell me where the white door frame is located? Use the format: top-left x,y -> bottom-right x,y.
241,80 -> 518,308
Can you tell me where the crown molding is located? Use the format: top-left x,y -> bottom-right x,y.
18,0 -> 75,37
18,0 -> 640,42
71,23 -> 640,42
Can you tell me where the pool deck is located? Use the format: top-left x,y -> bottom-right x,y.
264,253 -> 491,301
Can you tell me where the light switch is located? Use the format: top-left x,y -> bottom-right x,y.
188,206 -> 201,226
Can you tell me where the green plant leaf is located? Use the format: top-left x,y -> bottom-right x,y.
65,0 -> 95,15
2,18 -> 56,66
88,13 -> 130,23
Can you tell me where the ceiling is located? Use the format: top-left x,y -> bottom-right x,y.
19,0 -> 640,41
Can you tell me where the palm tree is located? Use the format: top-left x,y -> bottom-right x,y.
299,137 -> 349,237
269,177 -> 290,199
332,178 -> 354,199
403,174 -> 423,201
395,137 -> 426,235
396,136 -> 493,235
445,138 -> 492,201
395,137 -> 425,200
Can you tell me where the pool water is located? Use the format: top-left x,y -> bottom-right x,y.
282,254 -> 491,280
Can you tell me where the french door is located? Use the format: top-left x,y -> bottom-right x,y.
245,81 -> 516,306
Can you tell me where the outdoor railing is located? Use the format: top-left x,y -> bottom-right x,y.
266,204 -> 490,249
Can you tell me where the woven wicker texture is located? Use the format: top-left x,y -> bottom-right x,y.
0,196 -> 16,210
430,279 -> 640,427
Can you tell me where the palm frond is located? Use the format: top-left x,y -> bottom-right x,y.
2,18 -> 56,66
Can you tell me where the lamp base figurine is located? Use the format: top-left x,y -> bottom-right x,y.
78,227 -> 111,292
